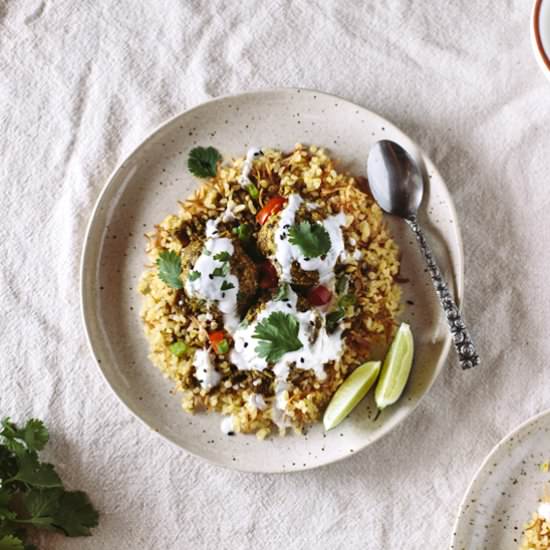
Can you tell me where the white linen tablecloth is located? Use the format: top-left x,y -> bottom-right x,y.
1,1 -> 548,548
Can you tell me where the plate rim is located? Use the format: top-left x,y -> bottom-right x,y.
80,86 -> 464,473
450,407 -> 550,548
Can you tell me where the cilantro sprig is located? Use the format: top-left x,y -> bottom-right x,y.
0,418 -> 99,548
157,251 -> 183,289
188,146 -> 222,178
288,221 -> 331,258
253,312 -> 303,363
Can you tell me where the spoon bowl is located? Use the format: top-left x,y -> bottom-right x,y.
367,140 -> 423,219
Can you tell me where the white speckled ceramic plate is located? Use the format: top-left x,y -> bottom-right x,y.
80,88 -> 463,473
452,409 -> 550,549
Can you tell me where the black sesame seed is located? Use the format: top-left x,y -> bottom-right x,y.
222,292 -> 226,298
287,303 -> 292,309
304,257 -> 310,261
244,342 -> 249,348
284,224 -> 290,229
209,274 -> 214,280
300,358 -> 305,364
228,431 -> 235,436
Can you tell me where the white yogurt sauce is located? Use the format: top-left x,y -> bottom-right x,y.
230,288 -> 342,379
185,220 -> 241,331
220,415 -> 235,435
193,349 -> 221,391
539,502 -> 550,520
239,147 -> 263,187
274,194 -> 347,283
230,287 -> 343,428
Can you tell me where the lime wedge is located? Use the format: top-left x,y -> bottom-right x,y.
374,322 -> 414,410
323,361 -> 381,431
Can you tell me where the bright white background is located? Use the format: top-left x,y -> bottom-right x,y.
1,1 -> 548,548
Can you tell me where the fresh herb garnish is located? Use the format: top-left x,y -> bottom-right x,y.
216,339 -> 229,354
220,280 -> 235,291
187,146 -> 222,178
157,251 -> 183,289
213,251 -> 231,262
246,184 -> 259,199
212,263 -> 230,277
0,418 -> 99,547
188,271 -> 200,282
253,312 -> 303,363
335,273 -> 348,295
326,294 -> 356,332
170,340 -> 189,357
232,223 -> 252,242
288,221 -> 331,258
274,283 -> 289,301
326,310 -> 345,332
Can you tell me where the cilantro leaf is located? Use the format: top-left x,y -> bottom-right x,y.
288,221 -> 331,258
0,417 -> 99,543
20,420 -> 48,453
326,309 -> 345,333
335,273 -> 348,295
12,453 -> 62,488
0,486 -> 16,522
220,280 -> 234,291
156,251 -> 183,289
188,271 -> 200,282
0,535 -> 24,550
188,146 -> 222,178
212,263 -> 229,277
51,491 -> 99,537
253,312 -> 303,362
0,447 -> 17,480
24,488 -> 61,521
213,251 -> 231,262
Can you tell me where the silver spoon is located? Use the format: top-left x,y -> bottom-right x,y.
367,140 -> 479,369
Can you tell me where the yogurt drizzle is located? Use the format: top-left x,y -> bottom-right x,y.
274,194 -> 348,284
185,219 -> 240,332
239,147 -> 263,187
193,349 -> 221,391
230,287 -> 343,428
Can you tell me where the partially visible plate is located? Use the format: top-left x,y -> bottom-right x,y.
452,409 -> 550,549
532,0 -> 550,81
80,88 -> 463,472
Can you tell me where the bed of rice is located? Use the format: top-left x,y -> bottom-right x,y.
521,514 -> 550,549
138,144 -> 401,438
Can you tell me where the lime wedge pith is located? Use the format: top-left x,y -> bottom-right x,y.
374,322 -> 414,411
323,361 -> 381,431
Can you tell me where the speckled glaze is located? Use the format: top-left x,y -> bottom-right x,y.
80,88 -> 463,473
452,409 -> 550,549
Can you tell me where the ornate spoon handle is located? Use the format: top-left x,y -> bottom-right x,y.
405,216 -> 480,369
